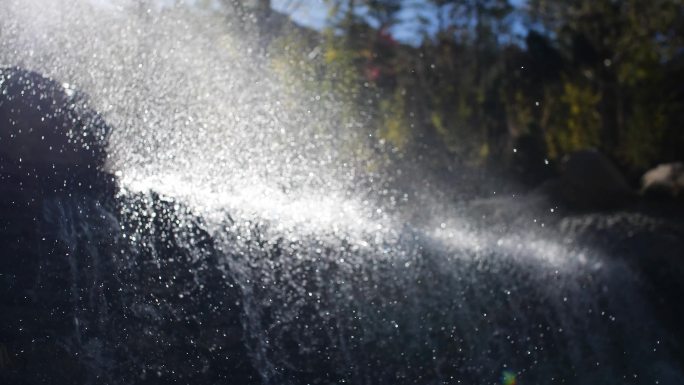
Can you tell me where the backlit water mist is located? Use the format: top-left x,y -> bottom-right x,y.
1,1 -> 682,384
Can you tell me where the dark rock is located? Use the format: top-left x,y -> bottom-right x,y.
557,211 -> 684,363
641,162 -> 684,198
0,68 -> 259,384
0,67 -> 109,191
537,149 -> 635,210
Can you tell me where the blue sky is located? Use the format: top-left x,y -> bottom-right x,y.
272,0 -> 529,45
271,0 -> 330,30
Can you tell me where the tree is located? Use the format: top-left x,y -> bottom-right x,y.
529,0 -> 684,170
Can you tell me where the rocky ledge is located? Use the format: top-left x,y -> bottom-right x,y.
0,67 -> 259,384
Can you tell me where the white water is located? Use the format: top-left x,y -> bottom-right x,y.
0,0 -> 583,266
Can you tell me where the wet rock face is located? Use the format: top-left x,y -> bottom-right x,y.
0,68 -> 259,384
0,67 -> 109,189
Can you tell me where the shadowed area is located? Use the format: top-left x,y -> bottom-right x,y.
0,67 -> 260,384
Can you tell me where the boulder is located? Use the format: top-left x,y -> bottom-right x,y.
537,149 -> 635,210
641,162 -> 684,198
0,68 -> 259,384
0,67 -> 109,189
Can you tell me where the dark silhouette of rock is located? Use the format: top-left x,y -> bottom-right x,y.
641,162 -> 684,198
537,149 -> 635,210
0,68 -> 259,384
0,67 -> 109,190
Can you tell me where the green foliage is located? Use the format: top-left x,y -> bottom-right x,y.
528,0 -> 684,170
618,102 -> 668,169
260,0 -> 684,177
379,88 -> 410,148
545,81 -> 602,159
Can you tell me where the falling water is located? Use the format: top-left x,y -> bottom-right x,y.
1,1 -> 682,384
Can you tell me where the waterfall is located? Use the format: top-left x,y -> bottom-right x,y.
1,1 -> 682,384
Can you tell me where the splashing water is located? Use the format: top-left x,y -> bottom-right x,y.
1,0 -> 380,234
1,1 -> 682,384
